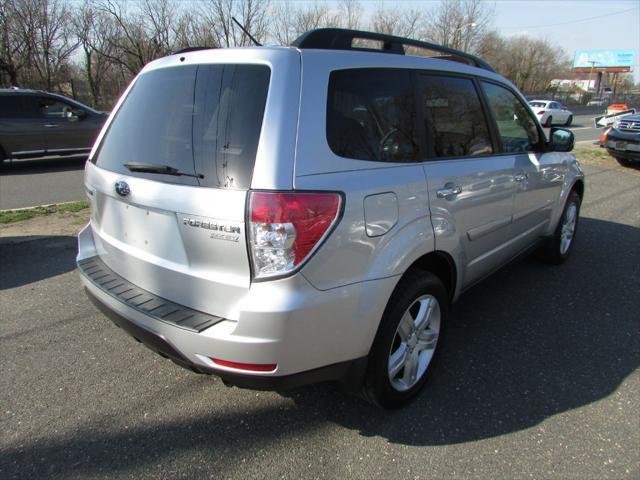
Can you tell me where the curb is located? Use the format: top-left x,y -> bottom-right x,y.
0,200 -> 88,213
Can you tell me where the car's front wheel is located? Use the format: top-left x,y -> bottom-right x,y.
360,271 -> 448,409
539,190 -> 581,264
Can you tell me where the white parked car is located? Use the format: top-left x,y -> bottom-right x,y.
529,100 -> 573,127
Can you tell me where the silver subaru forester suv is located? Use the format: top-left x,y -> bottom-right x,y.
78,29 -> 584,408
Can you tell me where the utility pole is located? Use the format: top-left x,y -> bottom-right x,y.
587,60 -> 599,95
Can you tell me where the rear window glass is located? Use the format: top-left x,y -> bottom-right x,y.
327,69 -> 419,162
94,64 -> 270,189
529,102 -> 546,108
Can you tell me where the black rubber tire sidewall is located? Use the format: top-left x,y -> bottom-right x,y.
565,115 -> 573,126
362,271 -> 448,409
545,116 -> 553,127
615,156 -> 632,168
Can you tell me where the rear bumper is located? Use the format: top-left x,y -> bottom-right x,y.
84,285 -> 366,390
78,224 -> 396,389
605,148 -> 640,162
604,131 -> 640,162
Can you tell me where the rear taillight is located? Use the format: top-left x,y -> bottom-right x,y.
249,191 -> 341,279
537,110 -> 545,115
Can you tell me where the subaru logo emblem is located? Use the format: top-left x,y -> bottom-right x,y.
115,180 -> 130,197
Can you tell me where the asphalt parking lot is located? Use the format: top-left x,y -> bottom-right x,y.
1,161 -> 638,479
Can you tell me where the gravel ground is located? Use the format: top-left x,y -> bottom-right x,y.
0,163 -> 638,479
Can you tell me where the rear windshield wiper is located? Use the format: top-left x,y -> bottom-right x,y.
123,162 -> 204,179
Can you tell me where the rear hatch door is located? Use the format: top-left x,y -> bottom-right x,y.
85,62 -> 271,319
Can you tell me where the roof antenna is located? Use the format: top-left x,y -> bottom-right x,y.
231,17 -> 262,47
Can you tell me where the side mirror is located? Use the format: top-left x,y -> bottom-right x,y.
549,127 -> 574,152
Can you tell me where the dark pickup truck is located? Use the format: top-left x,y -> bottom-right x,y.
0,89 -> 107,164
603,114 -> 640,167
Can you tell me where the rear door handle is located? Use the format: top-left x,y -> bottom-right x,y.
514,172 -> 528,182
436,184 -> 462,198
44,124 -> 58,128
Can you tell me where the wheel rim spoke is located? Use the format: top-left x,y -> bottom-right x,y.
413,298 -> 432,332
388,344 -> 408,379
397,312 -> 414,341
402,351 -> 418,385
417,329 -> 438,350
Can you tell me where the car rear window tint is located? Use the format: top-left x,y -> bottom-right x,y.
481,81 -> 541,153
327,68 -> 419,162
418,75 -> 493,158
94,64 -> 270,189
0,95 -> 39,118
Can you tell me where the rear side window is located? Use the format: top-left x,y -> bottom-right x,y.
327,69 -> 419,162
481,82 -> 541,153
418,75 -> 493,158
0,95 -> 39,118
94,64 -> 270,189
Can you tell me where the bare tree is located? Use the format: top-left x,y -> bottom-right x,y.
94,0 -> 180,75
198,0 -> 270,48
424,0 -> 493,53
0,0 -> 31,86
369,2 -> 423,38
72,1 -> 126,107
271,0 -> 337,45
477,32 -> 570,92
337,0 -> 363,30
5,0 -> 78,90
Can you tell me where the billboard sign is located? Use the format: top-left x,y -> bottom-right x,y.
573,50 -> 635,72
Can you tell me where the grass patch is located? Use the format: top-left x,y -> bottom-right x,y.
0,200 -> 89,224
573,147 -> 611,163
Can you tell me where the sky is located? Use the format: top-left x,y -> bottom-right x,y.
294,0 -> 640,82
490,0 -> 640,82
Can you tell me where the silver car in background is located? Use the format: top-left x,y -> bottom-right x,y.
78,29 -> 584,408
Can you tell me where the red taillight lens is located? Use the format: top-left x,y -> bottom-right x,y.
212,358 -> 277,372
249,191 -> 341,279
537,110 -> 545,115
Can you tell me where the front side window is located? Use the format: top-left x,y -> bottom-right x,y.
419,75 -> 493,158
40,99 -> 77,119
481,82 -> 541,154
327,68 -> 419,162
94,64 -> 270,189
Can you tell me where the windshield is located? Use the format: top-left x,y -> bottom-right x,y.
93,64 -> 271,189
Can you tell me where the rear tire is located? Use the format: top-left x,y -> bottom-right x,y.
539,190 -> 581,264
615,156 -> 633,168
360,270 -> 448,409
544,116 -> 553,127
565,115 -> 573,126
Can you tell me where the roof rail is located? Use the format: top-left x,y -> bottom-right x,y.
291,28 -> 495,73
